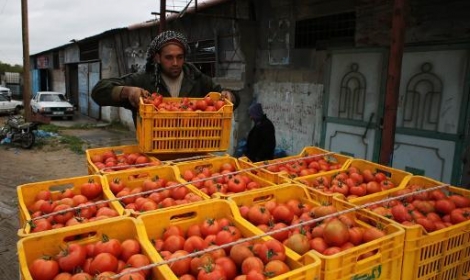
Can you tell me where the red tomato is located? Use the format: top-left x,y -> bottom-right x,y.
70,273 -> 93,280
80,179 -> 103,200
120,239 -> 141,262
215,257 -> 237,280
184,235 -> 208,253
450,208 -> 470,224
257,239 -> 286,263
284,233 -> 310,255
89,253 -> 119,275
263,260 -> 290,277
322,218 -> 350,247
366,181 -> 382,194
53,272 -> 72,280
241,256 -> 265,274
56,243 -> 87,273
163,225 -> 185,240
109,178 -> 125,194
227,175 -> 247,193
230,244 -> 255,266
434,199 -> 457,215
94,236 -> 122,257
272,204 -> 294,224
29,257 -> 59,280
126,254 -> 151,276
309,237 -> 328,254
391,204 -> 413,223
448,195 -> 470,208
247,205 -> 272,225
163,235 -> 186,253
167,250 -> 191,276
349,183 -> 367,197
201,218 -> 222,237
362,227 -> 385,242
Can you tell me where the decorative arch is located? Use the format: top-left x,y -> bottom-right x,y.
338,63 -> 367,120
403,62 -> 443,131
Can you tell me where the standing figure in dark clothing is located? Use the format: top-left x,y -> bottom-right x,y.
245,103 -> 276,162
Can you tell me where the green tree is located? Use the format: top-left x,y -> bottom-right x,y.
0,61 -> 23,74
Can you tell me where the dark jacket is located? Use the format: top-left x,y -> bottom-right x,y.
246,115 -> 276,162
91,62 -> 240,122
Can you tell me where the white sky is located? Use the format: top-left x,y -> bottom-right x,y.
0,0 -> 194,65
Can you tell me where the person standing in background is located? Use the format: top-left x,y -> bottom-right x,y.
245,102 -> 276,162
91,30 -> 239,124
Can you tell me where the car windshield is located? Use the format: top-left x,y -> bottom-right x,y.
40,94 -> 65,102
0,95 -> 8,101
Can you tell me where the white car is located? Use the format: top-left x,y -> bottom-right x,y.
0,94 -> 23,115
30,91 -> 75,119
0,86 -> 12,99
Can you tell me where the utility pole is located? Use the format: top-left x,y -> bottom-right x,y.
21,0 -> 32,121
379,0 -> 406,165
160,0 -> 166,33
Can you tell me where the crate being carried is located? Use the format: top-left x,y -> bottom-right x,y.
137,92 -> 233,154
349,175 -> 470,280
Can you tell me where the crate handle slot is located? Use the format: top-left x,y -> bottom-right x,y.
252,194 -> 275,204
126,172 -> 151,181
355,251 -> 382,270
49,183 -> 75,192
169,211 -> 197,221
62,230 -> 98,243
193,164 -> 213,173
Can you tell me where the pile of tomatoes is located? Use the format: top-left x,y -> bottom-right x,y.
26,181 -> 119,233
28,236 -> 151,280
259,155 -> 343,178
143,93 -> 227,112
367,184 -> 470,232
107,174 -> 204,213
150,219 -> 295,279
89,149 -> 161,173
179,162 -> 264,197
297,166 -> 396,199
238,199 -> 385,256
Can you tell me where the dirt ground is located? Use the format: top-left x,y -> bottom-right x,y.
0,115 -> 136,279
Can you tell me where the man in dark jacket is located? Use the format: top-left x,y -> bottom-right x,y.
91,30 -> 239,124
246,103 -> 276,162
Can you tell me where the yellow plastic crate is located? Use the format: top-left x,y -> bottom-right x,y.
103,165 -> 206,217
86,144 -> 164,174
172,156 -> 278,199
294,158 -> 412,201
18,217 -> 165,280
229,184 -> 405,280
350,175 -> 470,280
136,199 -> 321,280
17,174 -> 126,238
137,92 -> 233,154
238,146 -> 352,184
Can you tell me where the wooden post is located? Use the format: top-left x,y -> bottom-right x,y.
159,0 -> 166,33
21,0 -> 32,121
379,0 -> 406,165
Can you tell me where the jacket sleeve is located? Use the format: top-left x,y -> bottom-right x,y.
91,72 -> 155,110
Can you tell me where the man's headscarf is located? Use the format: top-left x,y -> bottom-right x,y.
249,103 -> 265,122
144,30 -> 190,92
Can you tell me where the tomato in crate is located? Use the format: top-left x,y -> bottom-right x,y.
103,165 -> 206,216
173,156 -> 280,199
350,175 -> 470,279
229,183 -> 405,280
18,217 -> 165,280
238,146 -> 352,184
86,144 -> 163,175
135,199 -> 321,280
17,174 -> 126,238
294,158 -> 412,201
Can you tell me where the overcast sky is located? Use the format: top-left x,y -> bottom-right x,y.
0,0 -> 193,65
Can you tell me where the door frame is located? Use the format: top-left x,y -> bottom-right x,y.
321,47 -> 389,161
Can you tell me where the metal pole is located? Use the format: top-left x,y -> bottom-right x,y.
21,0 -> 32,121
159,0 -> 166,33
379,0 -> 406,165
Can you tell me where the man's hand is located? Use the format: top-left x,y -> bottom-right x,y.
121,86 -> 150,107
221,90 -> 235,104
